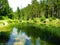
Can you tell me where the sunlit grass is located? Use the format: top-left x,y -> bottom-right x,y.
0,18 -> 60,32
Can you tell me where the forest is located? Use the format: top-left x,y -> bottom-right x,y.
0,0 -> 60,45
0,0 -> 60,20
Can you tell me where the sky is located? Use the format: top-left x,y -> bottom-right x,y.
8,0 -> 32,12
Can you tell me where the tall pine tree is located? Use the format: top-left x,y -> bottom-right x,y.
0,0 -> 13,19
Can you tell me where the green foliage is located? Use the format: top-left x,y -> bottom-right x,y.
0,0 -> 60,20
16,7 -> 21,20
2,16 -> 9,20
40,16 -> 46,21
0,0 -> 13,19
33,18 -> 40,23
0,16 -> 3,20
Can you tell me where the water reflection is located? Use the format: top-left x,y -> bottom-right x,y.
36,37 -> 40,45
8,27 -> 32,45
7,27 -> 18,45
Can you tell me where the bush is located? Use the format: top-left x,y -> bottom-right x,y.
40,16 -> 46,21
33,18 -> 40,23
0,16 -> 4,20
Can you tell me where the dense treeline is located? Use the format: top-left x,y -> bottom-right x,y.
0,0 -> 60,20
0,0 -> 13,20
